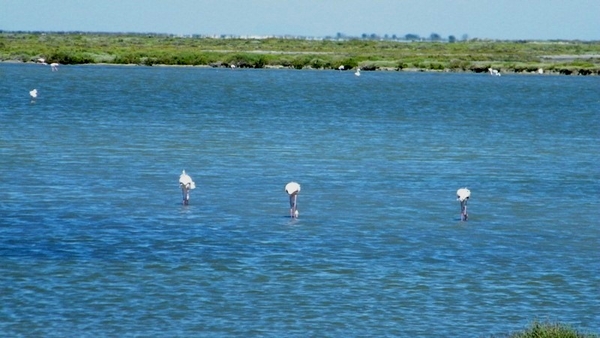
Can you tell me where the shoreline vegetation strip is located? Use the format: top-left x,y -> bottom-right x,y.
2,32 -> 599,75
0,31 -> 600,75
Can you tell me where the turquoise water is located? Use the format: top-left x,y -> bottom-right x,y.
1,63 -> 599,337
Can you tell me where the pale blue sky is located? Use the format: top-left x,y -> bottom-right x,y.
1,0 -> 598,40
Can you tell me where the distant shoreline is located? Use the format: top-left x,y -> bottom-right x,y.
2,32 -> 599,75
2,59 -> 590,76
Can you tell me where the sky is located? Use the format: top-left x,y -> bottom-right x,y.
1,0 -> 599,41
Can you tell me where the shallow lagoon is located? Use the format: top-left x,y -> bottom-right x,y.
1,64 -> 599,337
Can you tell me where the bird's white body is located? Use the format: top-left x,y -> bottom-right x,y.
456,188 -> 470,202
488,68 -> 501,76
285,182 -> 301,218
179,170 -> 196,205
50,63 -> 59,71
29,89 -> 38,99
338,65 -> 344,71
355,68 -> 361,76
285,182 -> 300,195
456,188 -> 471,221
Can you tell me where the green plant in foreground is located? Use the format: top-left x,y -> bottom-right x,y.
506,321 -> 598,338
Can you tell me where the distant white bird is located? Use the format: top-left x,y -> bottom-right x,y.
285,182 -> 301,218
355,68 -> 361,76
456,188 -> 471,221
537,68 -> 544,74
231,64 -> 236,69
50,63 -> 59,71
338,65 -> 344,71
488,67 -> 501,76
37,58 -> 47,65
29,89 -> 37,101
179,170 -> 196,205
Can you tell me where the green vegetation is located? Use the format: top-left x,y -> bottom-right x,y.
503,321 -> 599,338
1,32 -> 600,74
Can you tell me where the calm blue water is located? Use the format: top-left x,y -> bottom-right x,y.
1,63 -> 599,337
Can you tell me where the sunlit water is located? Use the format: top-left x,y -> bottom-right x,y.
1,63 -> 599,337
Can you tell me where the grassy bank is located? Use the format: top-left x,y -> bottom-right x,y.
1,32 -> 600,75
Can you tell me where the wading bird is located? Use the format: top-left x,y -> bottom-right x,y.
179,170 -> 196,205
488,68 -> 500,76
456,188 -> 471,221
285,182 -> 301,218
29,89 -> 37,102
50,63 -> 59,71
355,68 -> 361,76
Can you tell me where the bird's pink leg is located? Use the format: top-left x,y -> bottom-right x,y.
292,195 -> 298,218
182,187 -> 189,205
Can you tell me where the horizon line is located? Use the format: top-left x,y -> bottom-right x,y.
1,29 -> 598,43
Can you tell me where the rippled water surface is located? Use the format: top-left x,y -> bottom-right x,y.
1,63 -> 599,337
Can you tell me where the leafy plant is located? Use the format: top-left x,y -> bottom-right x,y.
506,321 -> 598,338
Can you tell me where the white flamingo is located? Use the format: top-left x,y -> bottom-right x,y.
179,170 -> 196,205
285,182 -> 301,218
29,89 -> 38,103
338,65 -> 344,71
50,63 -> 59,71
231,64 -> 236,69
37,58 -> 47,65
456,188 -> 471,221
355,68 -> 361,76
488,67 -> 500,76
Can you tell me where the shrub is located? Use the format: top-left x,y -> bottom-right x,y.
291,55 -> 311,69
507,321 -> 598,338
428,62 -> 445,70
337,58 -> 359,70
226,53 -> 269,68
359,62 -> 378,71
448,60 -> 471,71
114,52 -> 141,65
469,64 -> 491,73
398,62 -> 410,70
48,50 -> 94,64
309,58 -> 330,69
